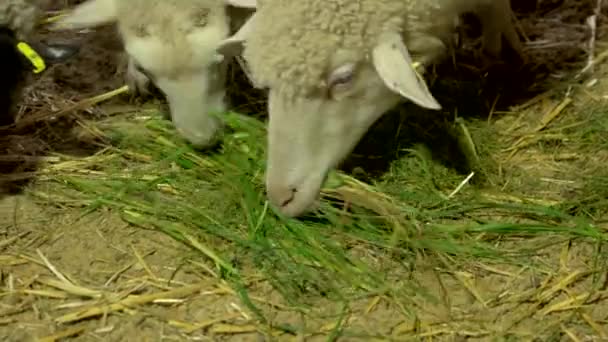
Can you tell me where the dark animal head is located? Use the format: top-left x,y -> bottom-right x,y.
0,24 -> 81,128
0,26 -> 28,127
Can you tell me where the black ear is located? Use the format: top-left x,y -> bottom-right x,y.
0,26 -> 26,126
0,25 -> 16,38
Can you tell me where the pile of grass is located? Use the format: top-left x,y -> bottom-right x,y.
27,93 -> 607,324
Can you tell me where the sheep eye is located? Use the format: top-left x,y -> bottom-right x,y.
134,61 -> 154,81
328,64 -> 355,88
133,24 -> 148,38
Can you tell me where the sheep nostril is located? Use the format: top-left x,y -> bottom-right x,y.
267,183 -> 300,210
279,187 -> 297,207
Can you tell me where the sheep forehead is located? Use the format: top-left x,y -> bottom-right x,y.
117,0 -> 225,34
244,0 -> 407,97
124,28 -> 226,79
117,0 -> 229,78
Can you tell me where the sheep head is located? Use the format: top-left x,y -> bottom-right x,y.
56,0 -> 257,149
222,7 -> 442,218
265,35 -> 440,218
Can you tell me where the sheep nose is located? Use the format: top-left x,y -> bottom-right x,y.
267,184 -> 296,209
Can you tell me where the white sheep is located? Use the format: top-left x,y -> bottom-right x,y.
221,0 -> 525,217
55,0 -> 257,148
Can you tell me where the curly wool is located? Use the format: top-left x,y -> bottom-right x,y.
0,0 -> 40,40
244,0 -> 466,98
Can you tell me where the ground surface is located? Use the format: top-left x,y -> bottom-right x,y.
1,1 -> 608,341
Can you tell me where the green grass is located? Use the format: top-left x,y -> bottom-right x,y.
30,92 -> 608,330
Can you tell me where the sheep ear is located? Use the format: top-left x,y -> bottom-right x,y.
216,12 -> 258,58
372,33 -> 441,110
225,0 -> 257,8
53,0 -> 117,30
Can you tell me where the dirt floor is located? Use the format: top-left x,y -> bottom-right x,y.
1,0 -> 608,341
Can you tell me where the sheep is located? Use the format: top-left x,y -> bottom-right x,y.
55,0 -> 257,148
0,0 -> 78,127
220,0 -> 525,217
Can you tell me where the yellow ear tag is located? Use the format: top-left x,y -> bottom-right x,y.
410,61 -> 426,82
16,42 -> 46,74
411,61 -> 422,74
